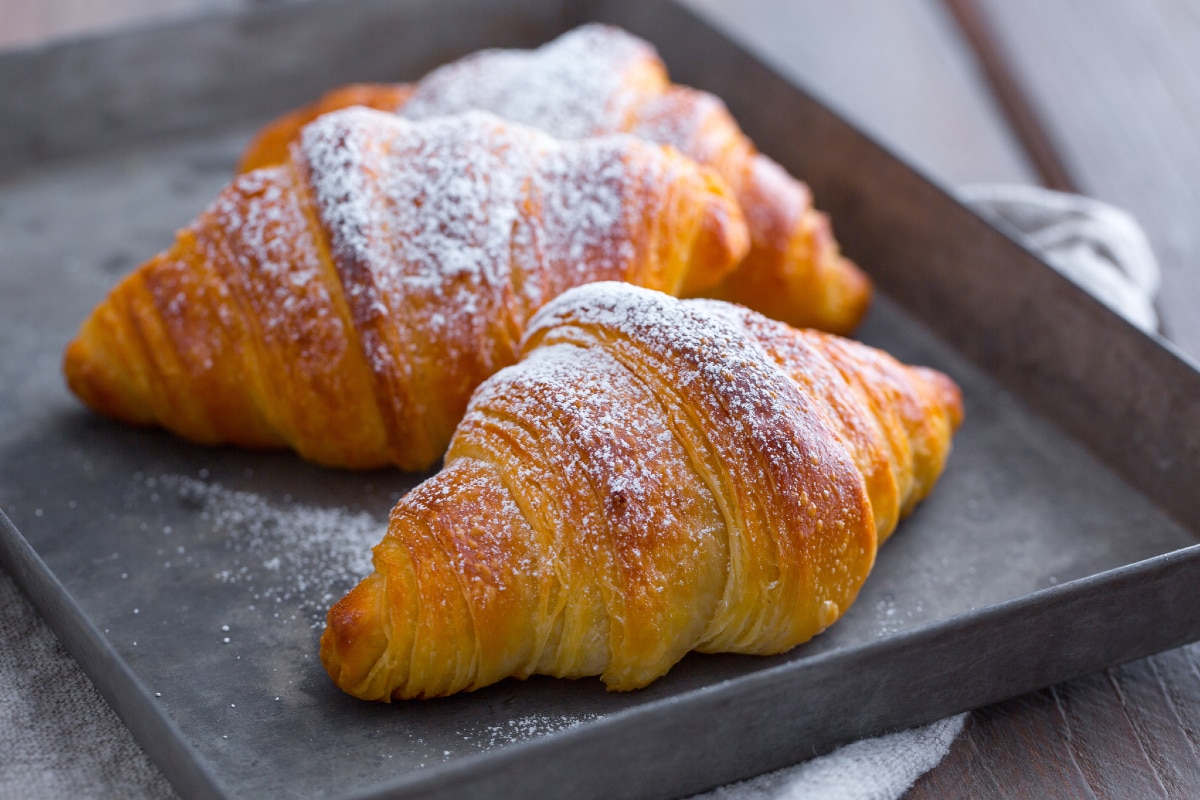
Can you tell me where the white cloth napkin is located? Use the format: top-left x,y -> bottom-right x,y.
689,715 -> 966,800
0,186 -> 1161,800
959,183 -> 1160,332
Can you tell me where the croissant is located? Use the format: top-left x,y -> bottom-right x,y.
239,24 -> 872,335
62,108 -> 748,471
321,282 -> 963,700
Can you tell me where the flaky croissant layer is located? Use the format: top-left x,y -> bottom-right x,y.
321,283 -> 962,700
63,108 -> 748,471
239,23 -> 872,335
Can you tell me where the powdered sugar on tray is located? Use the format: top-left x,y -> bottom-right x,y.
456,712 -> 600,749
160,475 -> 383,627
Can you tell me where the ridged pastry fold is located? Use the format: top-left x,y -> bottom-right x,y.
239,24 -> 872,335
63,108 -> 748,470
321,283 -> 963,700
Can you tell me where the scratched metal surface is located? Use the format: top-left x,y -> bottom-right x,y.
1,1 -> 1199,798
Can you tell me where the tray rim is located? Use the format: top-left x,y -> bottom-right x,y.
6,500 -> 1200,800
4,0 -> 1200,797
0,510 -> 229,800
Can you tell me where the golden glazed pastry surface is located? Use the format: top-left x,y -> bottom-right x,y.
321,283 -> 963,700
63,109 -> 748,470
239,24 -> 872,334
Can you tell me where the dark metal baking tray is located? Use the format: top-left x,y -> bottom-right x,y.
2,1 -> 1199,798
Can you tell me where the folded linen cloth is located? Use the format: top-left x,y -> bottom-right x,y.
0,186 -> 1161,800
689,715 -> 966,800
960,183 -> 1160,332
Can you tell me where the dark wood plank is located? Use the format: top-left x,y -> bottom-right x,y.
916,690 -> 1099,800
910,647 -> 1200,799
681,0 -> 1038,185
971,0 -> 1200,357
1109,651 -> 1200,796
940,0 -> 1078,191
1052,671 -> 1172,797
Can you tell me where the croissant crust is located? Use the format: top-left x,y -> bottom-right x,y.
321,283 -> 963,699
63,109 -> 749,470
239,24 -> 872,334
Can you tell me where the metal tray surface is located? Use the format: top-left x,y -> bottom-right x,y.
3,1 -> 1200,799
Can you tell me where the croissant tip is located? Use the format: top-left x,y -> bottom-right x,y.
62,325 -> 151,427
826,258 -> 874,337
321,573 -> 394,700
706,172 -> 752,258
62,340 -> 94,410
916,367 -> 965,431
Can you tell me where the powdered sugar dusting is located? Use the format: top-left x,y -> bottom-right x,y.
533,138 -> 642,299
203,167 -> 346,357
298,108 -> 644,379
523,282 -> 862,536
628,89 -> 730,159
161,475 -> 384,627
457,712 -> 600,748
208,170 -> 322,308
524,283 -> 815,469
401,24 -> 658,140
296,111 -> 394,329
463,343 -> 699,552
396,25 -> 738,175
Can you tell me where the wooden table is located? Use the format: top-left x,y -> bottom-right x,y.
4,0 -> 1199,797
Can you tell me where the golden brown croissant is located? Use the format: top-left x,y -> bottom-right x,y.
239,24 -> 872,335
62,109 -> 748,471
321,283 -> 962,700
